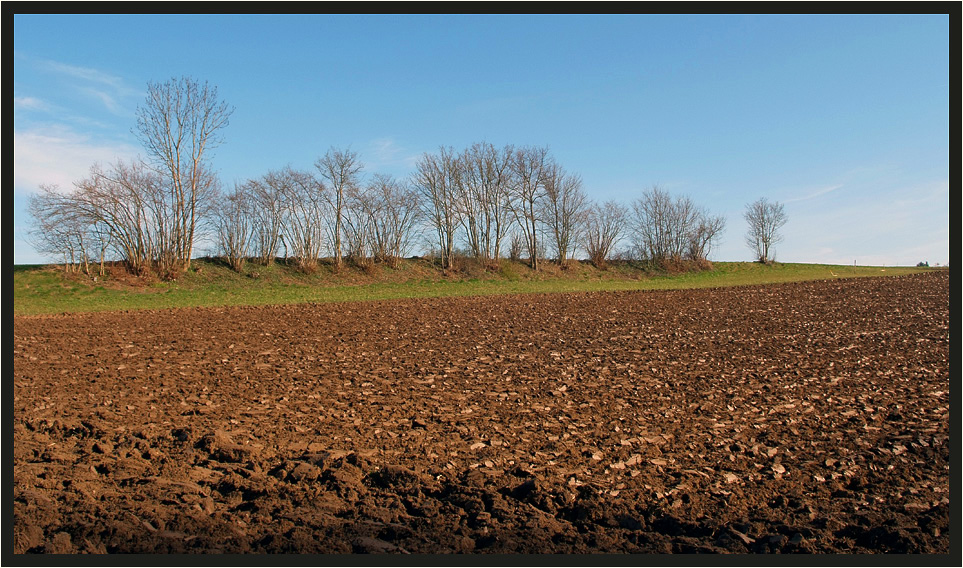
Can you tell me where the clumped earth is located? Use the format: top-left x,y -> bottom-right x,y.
12,271 -> 949,554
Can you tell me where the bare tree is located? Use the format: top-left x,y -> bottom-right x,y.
27,185 -> 93,274
361,174 -> 422,267
342,183 -> 376,268
213,183 -> 254,272
630,185 -> 677,261
631,186 -> 724,264
452,149 -> 482,261
541,162 -> 588,265
316,147 -> 363,270
274,166 -> 326,271
689,212 -> 726,261
509,146 -> 552,270
85,213 -> 114,277
458,142 -> 515,266
135,76 -> 233,274
585,200 -> 628,269
413,147 -> 462,270
508,231 -> 523,262
243,175 -> 286,265
744,197 -> 787,263
69,159 -> 171,277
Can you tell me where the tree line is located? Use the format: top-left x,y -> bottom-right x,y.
28,77 -> 787,278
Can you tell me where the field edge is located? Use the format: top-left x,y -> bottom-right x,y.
12,258 -> 940,316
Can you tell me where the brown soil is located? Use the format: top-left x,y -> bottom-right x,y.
12,271 -> 950,554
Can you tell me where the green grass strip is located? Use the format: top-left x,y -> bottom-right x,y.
12,259 -> 933,316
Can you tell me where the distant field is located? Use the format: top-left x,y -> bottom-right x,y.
12,258 -> 935,316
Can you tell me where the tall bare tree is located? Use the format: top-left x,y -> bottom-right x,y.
413,147 -> 462,270
459,142 -> 514,266
585,200 -> 628,269
135,76 -> 233,274
316,147 -> 363,270
541,162 -> 588,265
744,197 -> 787,263
509,145 -> 551,270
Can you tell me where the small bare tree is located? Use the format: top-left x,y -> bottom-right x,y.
213,183 -> 254,272
508,231 -> 523,262
243,175 -> 286,265
631,185 -> 680,261
273,166 -> 326,270
689,212 -> 726,261
585,200 -> 628,269
71,159 -> 170,276
342,184 -> 376,268
452,149 -> 482,262
744,197 -> 787,263
362,174 -> 422,267
631,185 -> 724,264
28,185 -> 93,274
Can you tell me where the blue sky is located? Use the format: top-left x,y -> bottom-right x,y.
12,13 -> 951,266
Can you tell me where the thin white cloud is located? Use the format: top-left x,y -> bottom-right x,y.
78,86 -> 126,115
14,96 -> 50,112
368,138 -> 403,162
783,183 -> 843,203
13,58 -> 143,194
364,137 -> 421,173
15,95 -> 121,133
41,60 -> 128,91
13,126 -> 139,193
35,57 -> 142,116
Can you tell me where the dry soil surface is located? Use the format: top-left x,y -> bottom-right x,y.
12,271 -> 950,554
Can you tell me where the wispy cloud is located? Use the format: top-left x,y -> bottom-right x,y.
14,96 -> 50,112
77,86 -> 127,115
13,125 -> 139,193
15,92 -> 120,132
13,57 -> 143,196
35,57 -> 142,116
41,59 -> 129,90
368,138 -> 403,162
784,183 -> 844,203
364,137 -> 422,173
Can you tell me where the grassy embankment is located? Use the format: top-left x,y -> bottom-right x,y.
12,257 -> 935,316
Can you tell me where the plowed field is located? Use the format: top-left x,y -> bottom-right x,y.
12,271 -> 950,554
